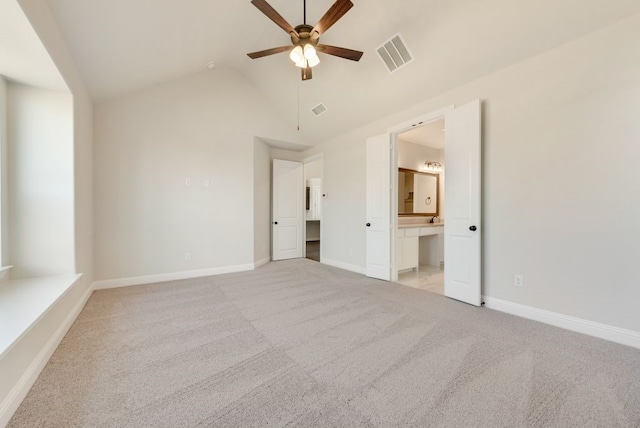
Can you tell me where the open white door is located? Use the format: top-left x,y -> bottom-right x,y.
272,159 -> 304,261
444,100 -> 482,306
366,134 -> 392,280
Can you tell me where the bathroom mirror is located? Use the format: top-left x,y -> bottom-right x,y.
398,168 -> 439,216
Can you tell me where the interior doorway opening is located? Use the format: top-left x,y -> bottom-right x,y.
365,99 -> 481,306
303,155 -> 323,262
394,118 -> 446,295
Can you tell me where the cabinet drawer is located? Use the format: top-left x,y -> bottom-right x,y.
420,226 -> 444,236
404,228 -> 419,237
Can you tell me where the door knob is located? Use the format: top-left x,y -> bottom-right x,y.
366,223 -> 371,227
469,225 -> 477,231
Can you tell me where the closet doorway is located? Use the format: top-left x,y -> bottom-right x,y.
303,155 -> 323,262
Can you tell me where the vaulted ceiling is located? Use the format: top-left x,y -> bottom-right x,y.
44,0 -> 640,144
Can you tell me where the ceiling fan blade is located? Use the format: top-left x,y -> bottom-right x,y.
247,45 -> 292,59
301,66 -> 312,81
312,0 -> 353,37
251,0 -> 297,36
316,44 -> 363,61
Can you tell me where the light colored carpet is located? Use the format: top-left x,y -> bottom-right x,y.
8,259 -> 640,427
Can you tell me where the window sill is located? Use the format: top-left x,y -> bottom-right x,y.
0,265 -> 12,284
0,273 -> 83,360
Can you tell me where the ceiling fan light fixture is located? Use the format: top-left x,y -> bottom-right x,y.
289,45 -> 304,64
304,44 -> 320,67
307,54 -> 320,68
303,44 -> 316,60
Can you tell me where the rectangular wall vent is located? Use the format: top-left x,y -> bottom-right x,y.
376,33 -> 414,73
311,103 -> 327,116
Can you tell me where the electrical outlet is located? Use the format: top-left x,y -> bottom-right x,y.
185,253 -> 191,261
185,178 -> 191,186
514,274 -> 524,287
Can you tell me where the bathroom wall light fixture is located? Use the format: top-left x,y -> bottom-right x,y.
423,161 -> 443,172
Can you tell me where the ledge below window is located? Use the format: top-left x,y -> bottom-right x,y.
0,273 -> 83,359
0,266 -> 12,284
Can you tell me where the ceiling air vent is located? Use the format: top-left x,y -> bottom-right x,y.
377,34 -> 413,73
311,103 -> 327,116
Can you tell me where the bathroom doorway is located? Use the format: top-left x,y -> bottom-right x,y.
395,118 -> 445,295
371,99 -> 481,306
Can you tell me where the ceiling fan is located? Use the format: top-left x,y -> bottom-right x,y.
247,0 -> 364,81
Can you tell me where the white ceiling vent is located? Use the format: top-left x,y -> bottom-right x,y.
311,103 -> 327,116
377,34 -> 414,73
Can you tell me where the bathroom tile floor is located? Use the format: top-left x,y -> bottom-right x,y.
396,264 -> 444,295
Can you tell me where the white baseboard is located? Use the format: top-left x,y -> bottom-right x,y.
93,263 -> 256,290
253,257 -> 270,269
322,258 -> 366,275
483,296 -> 640,350
0,282 -> 93,427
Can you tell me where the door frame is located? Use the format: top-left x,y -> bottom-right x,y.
387,106 -> 454,282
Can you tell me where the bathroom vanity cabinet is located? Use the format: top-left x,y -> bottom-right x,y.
396,227 -> 419,271
396,224 -> 444,272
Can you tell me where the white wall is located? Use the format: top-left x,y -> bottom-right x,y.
0,76 -> 7,266
7,83 -> 74,278
94,68 -> 301,281
304,13 -> 640,333
271,147 -> 302,162
304,158 -> 322,180
253,139 -> 271,264
397,140 -> 441,172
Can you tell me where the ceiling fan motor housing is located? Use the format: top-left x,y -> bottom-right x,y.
292,24 -> 318,47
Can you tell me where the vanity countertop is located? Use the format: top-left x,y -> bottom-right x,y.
398,222 -> 444,229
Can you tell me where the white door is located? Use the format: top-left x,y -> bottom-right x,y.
444,100 -> 482,306
272,159 -> 304,261
366,134 -> 391,280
